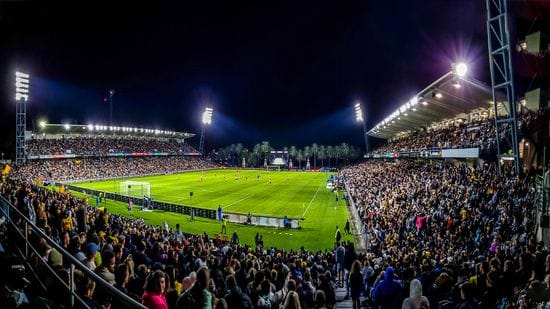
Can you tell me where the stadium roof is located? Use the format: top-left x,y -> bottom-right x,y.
36,123 -> 195,139
367,70 -> 504,139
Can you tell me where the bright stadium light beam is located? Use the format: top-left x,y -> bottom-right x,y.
453,62 -> 468,77
64,124 -> 70,131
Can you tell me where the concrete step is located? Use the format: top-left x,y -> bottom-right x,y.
334,286 -> 371,309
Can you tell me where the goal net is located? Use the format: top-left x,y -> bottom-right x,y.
120,181 -> 151,198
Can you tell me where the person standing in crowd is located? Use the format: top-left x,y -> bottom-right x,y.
231,231 -> 239,245
142,270 -> 169,309
224,275 -> 254,309
401,279 -> 429,309
349,260 -> 364,309
372,266 -> 402,309
335,242 -> 345,288
344,219 -> 351,234
177,267 -> 212,309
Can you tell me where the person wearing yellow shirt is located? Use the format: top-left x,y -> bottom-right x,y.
61,210 -> 74,233
460,208 -> 468,220
221,217 -> 227,234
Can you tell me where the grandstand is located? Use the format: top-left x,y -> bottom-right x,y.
2,3 -> 550,309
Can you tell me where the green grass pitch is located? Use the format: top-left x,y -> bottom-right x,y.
72,169 -> 354,251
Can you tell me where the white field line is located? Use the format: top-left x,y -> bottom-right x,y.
223,194 -> 254,209
302,182 -> 324,216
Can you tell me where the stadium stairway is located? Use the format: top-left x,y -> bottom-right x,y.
334,286 -> 371,309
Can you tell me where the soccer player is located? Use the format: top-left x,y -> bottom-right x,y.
128,198 -> 133,213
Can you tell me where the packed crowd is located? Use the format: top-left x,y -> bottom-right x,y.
16,156 -> 219,182
342,160 -> 548,308
374,109 -> 545,153
27,137 -> 197,156
0,178 -> 345,309
376,120 -> 496,153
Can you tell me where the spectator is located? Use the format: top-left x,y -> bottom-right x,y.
223,274 -> 254,309
282,290 -> 301,309
401,279 -> 429,309
178,267 -> 212,309
142,270 -> 169,309
349,260 -> 363,309
372,267 -> 402,309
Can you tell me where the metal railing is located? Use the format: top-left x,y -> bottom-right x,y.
0,195 -> 146,309
535,174 -> 550,243
342,180 -> 368,252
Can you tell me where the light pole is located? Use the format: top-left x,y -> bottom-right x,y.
109,89 -> 115,126
355,102 -> 369,154
198,107 -> 213,155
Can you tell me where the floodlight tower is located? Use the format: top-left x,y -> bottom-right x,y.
198,107 -> 213,155
14,71 -> 30,165
485,0 -> 521,174
355,102 -> 369,154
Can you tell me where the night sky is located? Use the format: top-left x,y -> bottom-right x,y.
0,1 -> 547,156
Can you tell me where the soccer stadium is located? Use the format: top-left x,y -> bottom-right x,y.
1,2 -> 550,309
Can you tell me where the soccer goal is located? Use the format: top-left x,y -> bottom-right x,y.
120,181 -> 151,198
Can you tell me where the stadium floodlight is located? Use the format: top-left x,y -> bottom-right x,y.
87,124 -> 94,131
64,124 -> 70,131
202,107 -> 213,125
453,62 -> 468,77
354,102 -> 363,122
410,97 -> 419,106
432,89 -> 442,99
354,101 -> 369,153
15,71 -> 30,164
199,107 -> 214,154
39,120 -> 47,129
15,71 -> 30,102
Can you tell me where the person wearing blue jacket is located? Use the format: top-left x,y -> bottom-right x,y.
372,266 -> 403,308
